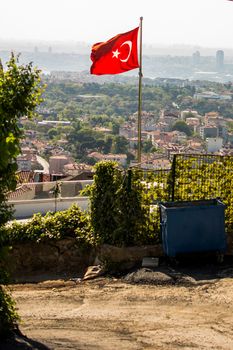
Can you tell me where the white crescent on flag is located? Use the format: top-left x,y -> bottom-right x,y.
120,41 -> 133,62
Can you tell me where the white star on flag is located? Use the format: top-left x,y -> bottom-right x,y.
112,49 -> 120,59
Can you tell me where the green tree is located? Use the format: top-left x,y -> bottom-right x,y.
0,54 -> 43,336
0,54 -> 43,224
103,136 -> 113,154
112,135 -> 128,154
172,120 -> 192,136
89,162 -> 156,246
111,121 -> 120,135
227,120 -> 233,133
142,140 -> 153,153
48,127 -> 59,140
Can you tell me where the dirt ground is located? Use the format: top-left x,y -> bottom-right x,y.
2,262 -> 233,350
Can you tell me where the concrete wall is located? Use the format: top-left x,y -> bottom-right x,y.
9,196 -> 89,219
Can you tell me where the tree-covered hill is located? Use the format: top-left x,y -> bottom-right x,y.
40,80 -> 233,119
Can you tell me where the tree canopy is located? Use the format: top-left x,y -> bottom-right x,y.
0,54 -> 43,225
172,120 -> 192,136
0,53 -> 43,337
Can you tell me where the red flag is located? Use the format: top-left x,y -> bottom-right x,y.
90,27 -> 139,75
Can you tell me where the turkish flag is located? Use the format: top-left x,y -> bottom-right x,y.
90,27 -> 139,75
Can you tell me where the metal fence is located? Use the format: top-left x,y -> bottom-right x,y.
132,154 -> 233,234
171,154 -> 233,233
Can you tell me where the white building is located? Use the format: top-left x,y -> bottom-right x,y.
181,110 -> 199,119
88,152 -> 127,167
194,91 -> 231,101
206,137 -> 223,153
38,120 -> 71,126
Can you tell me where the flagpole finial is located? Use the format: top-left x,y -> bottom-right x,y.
140,16 -> 143,21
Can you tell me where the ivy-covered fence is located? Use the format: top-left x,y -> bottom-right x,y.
133,154 -> 233,236
171,154 -> 233,234
90,154 -> 233,246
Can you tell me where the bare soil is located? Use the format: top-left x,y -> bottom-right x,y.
2,263 -> 233,350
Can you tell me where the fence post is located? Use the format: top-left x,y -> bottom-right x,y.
127,169 -> 132,193
171,154 -> 177,202
53,181 -> 61,213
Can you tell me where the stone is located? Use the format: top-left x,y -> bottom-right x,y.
142,257 -> 159,268
124,268 -> 173,285
83,265 -> 105,280
96,244 -> 163,271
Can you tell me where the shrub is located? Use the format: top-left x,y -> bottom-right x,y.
0,204 -> 93,247
0,286 -> 19,338
89,161 -> 159,246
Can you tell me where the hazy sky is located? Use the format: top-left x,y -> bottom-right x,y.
1,0 -> 233,48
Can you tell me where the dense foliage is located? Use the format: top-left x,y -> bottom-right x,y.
0,54 -> 43,226
41,80 -> 233,120
172,120 -> 192,136
137,154 -> 233,236
172,154 -> 233,234
42,82 -> 172,117
67,124 -> 130,163
0,204 -> 93,247
0,54 -> 43,337
89,161 -> 159,246
0,286 -> 19,337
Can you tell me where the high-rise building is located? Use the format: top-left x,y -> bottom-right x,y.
216,50 -> 224,72
192,51 -> 200,66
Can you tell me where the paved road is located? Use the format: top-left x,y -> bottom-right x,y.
36,155 -> 49,173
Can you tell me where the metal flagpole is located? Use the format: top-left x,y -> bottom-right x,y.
137,16 -> 143,166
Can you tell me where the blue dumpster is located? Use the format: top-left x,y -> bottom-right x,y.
160,199 -> 226,258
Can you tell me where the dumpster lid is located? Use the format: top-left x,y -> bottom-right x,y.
160,198 -> 225,209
